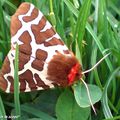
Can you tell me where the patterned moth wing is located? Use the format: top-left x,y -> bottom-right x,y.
0,2 -> 82,93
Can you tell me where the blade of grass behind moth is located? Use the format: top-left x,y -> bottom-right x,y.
89,0 -> 100,84
73,0 -> 92,53
108,0 -> 120,16
53,1 -> 67,44
99,0 -> 116,104
87,0 -> 113,72
102,115 -> 120,120
63,0 -> 78,17
107,12 -> 119,29
86,23 -> 113,71
61,0 -> 65,28
49,0 -> 56,27
116,96 -> 120,112
64,0 -> 92,65
31,0 -> 38,6
75,41 -> 82,65
101,67 -> 120,118
0,96 -> 6,120
0,1 -> 9,55
63,0 -> 113,72
28,0 -> 41,6
4,0 -> 17,11
14,44 -> 21,120
108,99 -> 118,114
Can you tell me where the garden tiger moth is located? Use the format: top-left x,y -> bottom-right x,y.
0,2 -> 82,93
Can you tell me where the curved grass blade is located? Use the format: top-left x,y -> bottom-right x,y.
101,67 -> 120,118
102,115 -> 120,120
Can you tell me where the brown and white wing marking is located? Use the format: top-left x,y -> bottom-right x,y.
0,2 -> 73,93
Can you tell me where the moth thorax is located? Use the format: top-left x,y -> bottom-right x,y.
47,53 -> 82,87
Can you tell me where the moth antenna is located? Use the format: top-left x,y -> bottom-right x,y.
81,78 -> 97,115
82,53 -> 110,74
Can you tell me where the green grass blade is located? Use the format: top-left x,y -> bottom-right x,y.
4,0 -> 17,11
14,44 -> 21,120
49,0 -> 56,27
101,67 -> 120,118
75,0 -> 92,52
63,0 -> 78,17
108,0 -> 120,16
103,115 -> 120,120
89,0 -> 100,84
0,96 -> 6,120
0,0 -> 9,55
64,0 -> 92,52
63,0 -> 113,71
86,23 -> 113,71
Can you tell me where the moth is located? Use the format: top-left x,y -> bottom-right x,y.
0,2 -> 110,114
0,2 -> 82,93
